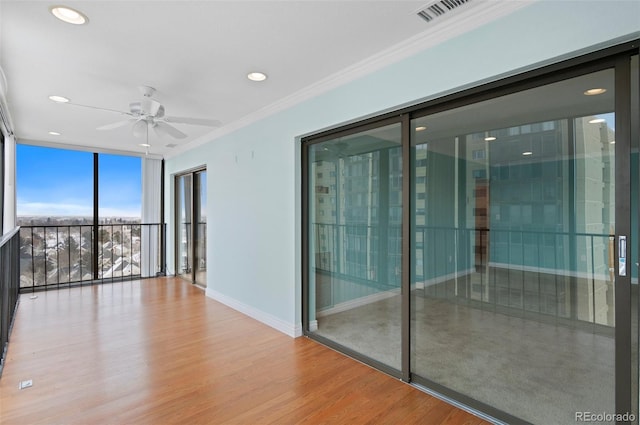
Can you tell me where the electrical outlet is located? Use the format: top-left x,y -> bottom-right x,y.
19,379 -> 33,389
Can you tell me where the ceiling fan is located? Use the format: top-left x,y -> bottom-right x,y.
69,86 -> 221,139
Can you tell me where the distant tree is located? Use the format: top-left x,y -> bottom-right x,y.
81,229 -> 93,248
49,235 -> 80,283
80,248 -> 93,278
20,234 -> 32,250
99,229 -> 110,244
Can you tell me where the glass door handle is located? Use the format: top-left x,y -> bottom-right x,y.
618,235 -> 627,277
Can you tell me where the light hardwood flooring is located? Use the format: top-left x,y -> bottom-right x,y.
0,277 -> 490,425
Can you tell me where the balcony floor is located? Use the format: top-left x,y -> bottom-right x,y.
0,277 -> 488,425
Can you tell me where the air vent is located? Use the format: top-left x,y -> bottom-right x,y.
417,0 -> 472,23
165,143 -> 177,148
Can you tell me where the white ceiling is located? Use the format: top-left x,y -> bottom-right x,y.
0,0 -> 528,158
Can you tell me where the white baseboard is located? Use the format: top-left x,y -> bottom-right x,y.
414,268 -> 475,289
317,288 -> 400,318
206,288 -> 302,338
309,320 -> 318,332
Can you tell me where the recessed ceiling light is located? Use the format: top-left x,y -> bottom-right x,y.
139,143 -> 151,148
50,6 -> 88,25
522,151 -> 533,156
415,126 -> 427,131
584,88 -> 606,96
589,118 -> 606,124
48,131 -> 61,136
484,136 -> 497,141
247,72 -> 267,82
49,95 -> 70,103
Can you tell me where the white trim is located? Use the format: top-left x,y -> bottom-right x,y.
206,288 -> 302,338
3,134 -> 16,232
309,320 -> 318,332
16,138 -> 163,160
317,288 -> 400,318
165,1 -> 534,159
141,158 -> 162,277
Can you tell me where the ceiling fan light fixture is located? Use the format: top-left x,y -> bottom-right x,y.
247,72 -> 267,82
49,95 -> 69,103
50,6 -> 88,25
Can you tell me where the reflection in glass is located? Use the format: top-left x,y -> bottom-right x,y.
194,171 -> 207,287
176,174 -> 193,281
411,69 -> 616,423
308,123 -> 402,370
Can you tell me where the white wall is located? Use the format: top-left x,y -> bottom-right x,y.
164,0 -> 640,337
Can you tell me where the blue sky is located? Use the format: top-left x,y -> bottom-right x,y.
16,145 -> 141,217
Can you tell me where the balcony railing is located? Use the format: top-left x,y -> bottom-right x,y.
312,223 -> 616,326
0,227 -> 20,377
19,223 -> 165,291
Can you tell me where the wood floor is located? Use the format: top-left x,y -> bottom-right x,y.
0,277 -> 490,425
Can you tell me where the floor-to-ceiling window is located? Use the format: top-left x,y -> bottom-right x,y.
303,45 -> 639,424
16,145 -> 146,288
98,154 -> 143,279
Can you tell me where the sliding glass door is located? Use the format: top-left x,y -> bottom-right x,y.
176,173 -> 193,281
176,169 -> 207,287
306,121 -> 403,372
303,48 -> 638,423
410,67 -> 620,424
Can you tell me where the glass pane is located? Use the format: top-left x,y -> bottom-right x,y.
308,122 -> 402,370
411,68 -> 615,423
194,171 -> 207,287
177,174 -> 193,280
16,145 -> 93,287
98,154 -> 141,279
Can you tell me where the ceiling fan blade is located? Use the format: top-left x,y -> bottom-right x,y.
97,118 -> 136,131
164,116 -> 221,127
153,123 -> 169,139
67,102 -> 133,116
154,121 -> 187,139
132,119 -> 148,138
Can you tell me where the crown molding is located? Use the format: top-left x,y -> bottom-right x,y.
166,0 -> 535,159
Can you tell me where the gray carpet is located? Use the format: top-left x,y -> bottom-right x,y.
315,293 -> 615,425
